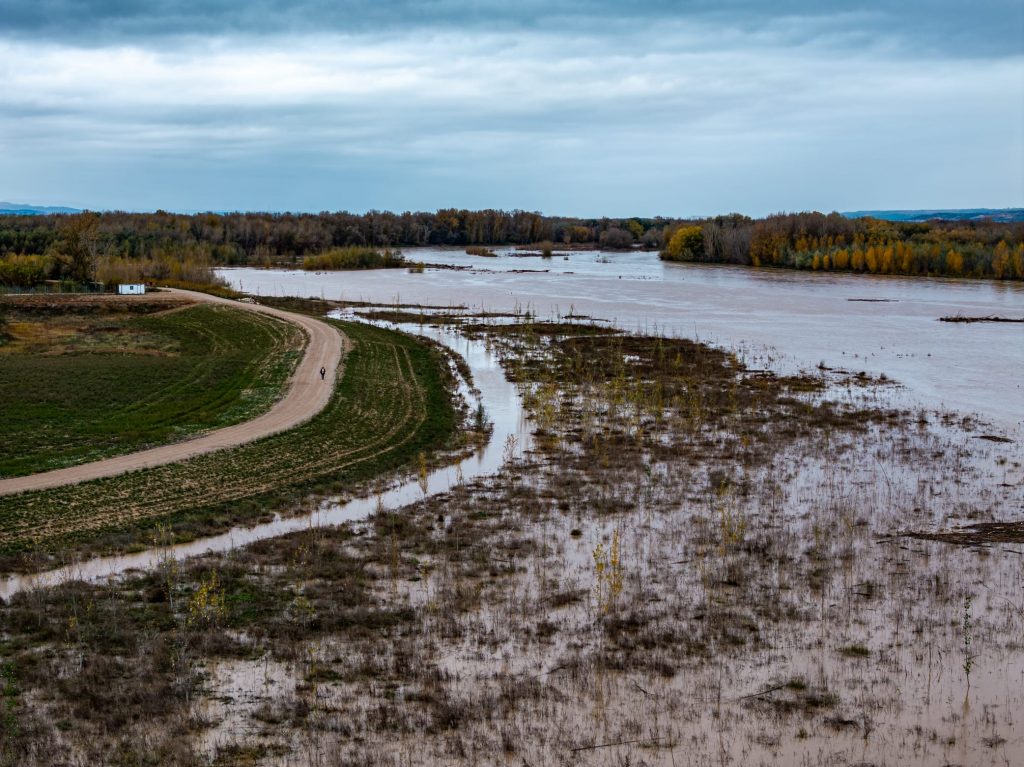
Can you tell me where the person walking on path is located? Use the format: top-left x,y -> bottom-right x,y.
320,365 -> 327,380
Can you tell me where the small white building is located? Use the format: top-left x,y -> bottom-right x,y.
118,284 -> 146,295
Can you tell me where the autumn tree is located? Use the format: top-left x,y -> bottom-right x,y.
661,225 -> 704,261
992,241 -> 1010,279
625,219 -> 645,241
899,242 -> 913,273
566,225 -> 593,243
749,227 -> 786,266
881,245 -> 894,274
50,212 -> 100,283
600,227 -> 634,250
0,254 -> 50,287
865,246 -> 878,273
945,249 -> 964,276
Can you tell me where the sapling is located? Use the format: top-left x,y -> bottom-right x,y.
963,594 -> 975,689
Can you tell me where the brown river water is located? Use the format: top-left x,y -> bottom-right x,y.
3,256 -> 1023,764
222,249 -> 1024,433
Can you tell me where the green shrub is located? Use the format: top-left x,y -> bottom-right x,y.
303,247 -> 405,271
0,254 -> 51,287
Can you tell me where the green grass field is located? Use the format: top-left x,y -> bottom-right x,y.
0,301 -> 302,478
0,319 -> 456,568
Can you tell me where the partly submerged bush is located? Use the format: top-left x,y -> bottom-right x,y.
303,247 -> 405,271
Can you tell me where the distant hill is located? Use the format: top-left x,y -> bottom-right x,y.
3,202 -> 1022,223
0,202 -> 81,215
844,208 -> 1024,223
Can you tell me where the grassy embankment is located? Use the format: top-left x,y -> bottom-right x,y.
0,315 -> 457,570
0,296 -> 302,478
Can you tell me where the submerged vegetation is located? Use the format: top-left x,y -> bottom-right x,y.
2,313 -> 1020,765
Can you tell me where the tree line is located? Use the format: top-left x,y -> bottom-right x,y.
663,212 -> 1024,280
0,208 -> 1021,286
0,209 -> 667,264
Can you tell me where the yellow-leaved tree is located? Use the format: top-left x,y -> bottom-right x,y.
946,249 -> 964,276
865,246 -> 879,273
992,241 -> 1010,279
661,225 -> 704,262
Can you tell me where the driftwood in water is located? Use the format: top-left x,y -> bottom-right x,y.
939,315 -> 1024,323
903,521 -> 1024,546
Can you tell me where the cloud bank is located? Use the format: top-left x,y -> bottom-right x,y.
1,2 -> 1021,214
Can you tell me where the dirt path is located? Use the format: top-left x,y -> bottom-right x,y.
0,289 -> 347,496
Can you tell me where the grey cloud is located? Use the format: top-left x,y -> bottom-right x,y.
1,3 -> 1020,214
2,1 -> 1022,57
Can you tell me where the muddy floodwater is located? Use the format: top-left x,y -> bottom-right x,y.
220,251 -> 1024,432
4,264 -> 1023,765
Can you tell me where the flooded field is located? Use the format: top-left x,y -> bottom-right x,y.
178,315 -> 1023,766
3,265 -> 1022,766
3,308 -> 1022,765
220,250 -> 1024,432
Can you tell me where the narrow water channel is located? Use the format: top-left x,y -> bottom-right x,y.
0,319 -> 530,599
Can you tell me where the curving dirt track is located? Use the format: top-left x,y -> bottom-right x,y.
0,288 -> 346,496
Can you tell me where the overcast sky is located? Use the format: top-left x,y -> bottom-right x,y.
1,1 -> 1022,216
